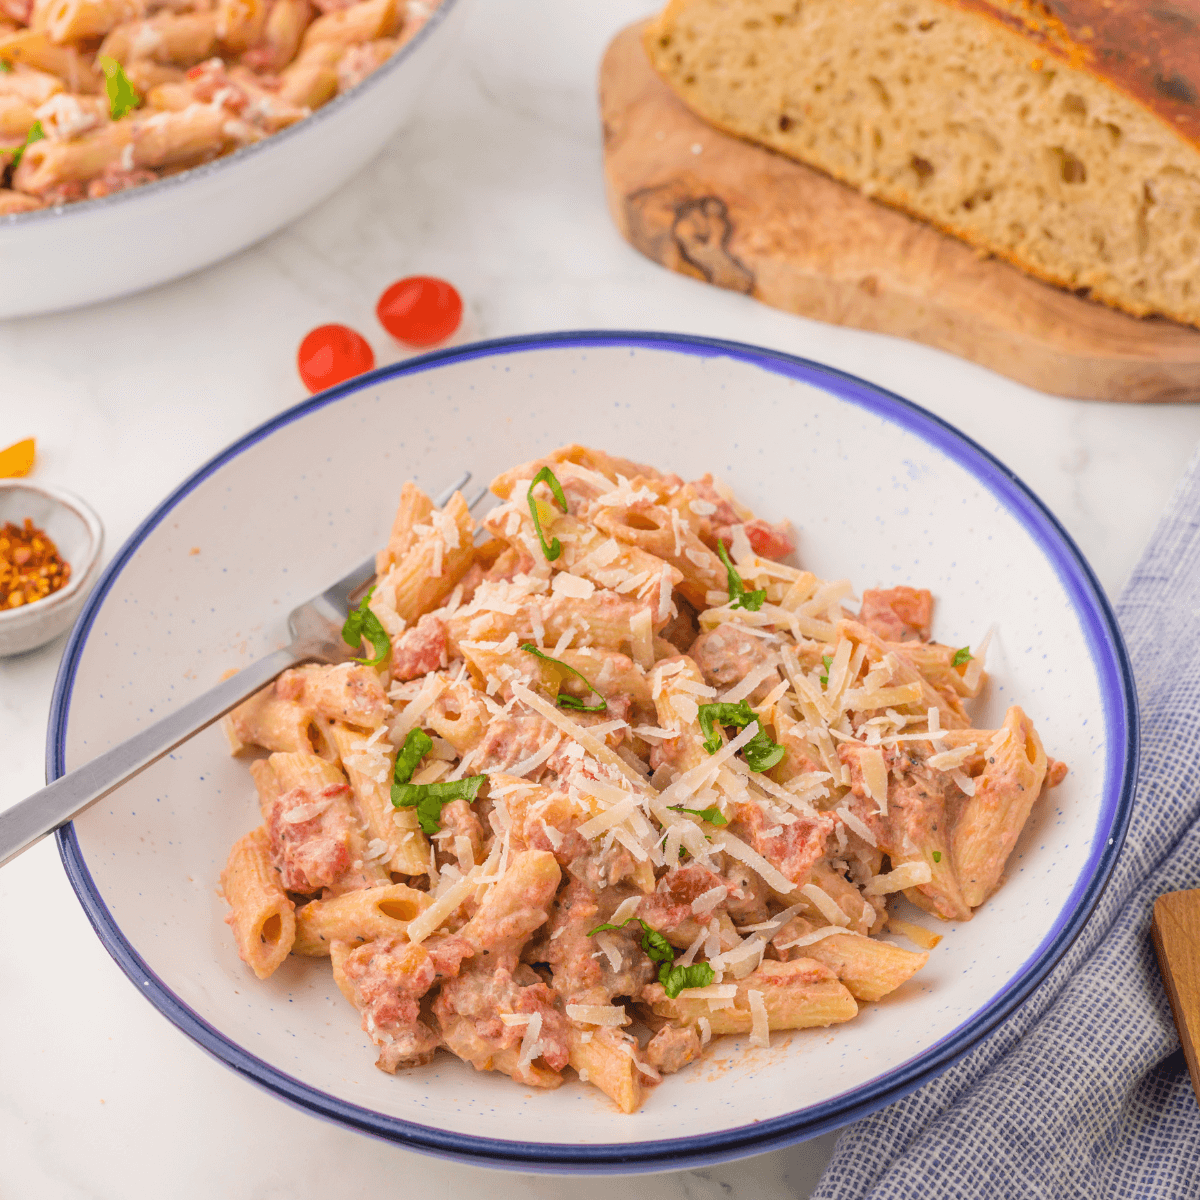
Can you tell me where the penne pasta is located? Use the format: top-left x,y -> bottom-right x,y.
645,959 -> 858,1032
2,0 -> 445,210
215,444 -> 1061,1111
329,722 -> 430,876
222,683 -> 338,761
293,882 -> 429,955
220,826 -> 296,979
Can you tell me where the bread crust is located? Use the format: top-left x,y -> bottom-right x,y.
953,2 -> 1200,152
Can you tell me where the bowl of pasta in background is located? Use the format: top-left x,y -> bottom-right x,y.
49,332 -> 1136,1172
0,0 -> 466,320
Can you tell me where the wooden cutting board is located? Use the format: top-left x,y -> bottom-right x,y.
600,23 -> 1200,402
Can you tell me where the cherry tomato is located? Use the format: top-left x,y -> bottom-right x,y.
297,324 -> 375,394
376,276 -> 463,347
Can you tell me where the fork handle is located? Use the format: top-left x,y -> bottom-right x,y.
0,646 -> 305,869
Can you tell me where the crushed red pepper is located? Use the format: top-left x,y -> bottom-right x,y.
1,518 -> 71,608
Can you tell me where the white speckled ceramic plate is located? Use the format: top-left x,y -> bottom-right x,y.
52,333 -> 1136,1172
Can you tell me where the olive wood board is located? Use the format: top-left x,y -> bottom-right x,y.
600,22 -> 1200,402
1152,889 -> 1200,1105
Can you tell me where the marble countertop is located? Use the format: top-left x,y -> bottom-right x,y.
3,2 -> 1199,1196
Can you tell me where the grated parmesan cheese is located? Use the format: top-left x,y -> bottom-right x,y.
710,826 -> 798,895
281,797 -> 332,824
835,805 -> 878,848
775,925 -> 858,951
859,747 -> 890,816
800,883 -> 850,926
507,731 -> 562,780
608,895 -> 642,926
593,932 -> 624,972
677,984 -> 737,1007
747,989 -> 770,1048
517,1012 -> 544,1070
677,924 -> 709,967
551,572 -> 596,600
691,886 -> 728,916
565,1004 -> 628,1027
864,860 -> 934,896
407,868 -> 479,943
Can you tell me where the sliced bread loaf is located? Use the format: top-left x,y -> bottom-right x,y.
645,0 -> 1200,327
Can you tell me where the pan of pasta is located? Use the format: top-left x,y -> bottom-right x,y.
0,0 -> 465,317
49,332 -> 1136,1171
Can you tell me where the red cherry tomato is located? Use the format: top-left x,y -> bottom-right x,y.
297,324 -> 375,394
376,276 -> 463,347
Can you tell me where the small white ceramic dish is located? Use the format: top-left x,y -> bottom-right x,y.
50,333 -> 1136,1172
0,480 -> 103,657
0,0 -> 466,320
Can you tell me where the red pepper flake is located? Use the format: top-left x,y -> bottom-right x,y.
1,518 -> 71,608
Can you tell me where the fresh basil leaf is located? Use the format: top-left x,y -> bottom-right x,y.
98,55 -> 140,121
0,60 -> 12,73
716,539 -> 766,611
668,804 -> 728,827
520,643 -> 606,711
820,654 -> 833,687
697,698 -> 785,772
11,120 -> 43,171
697,698 -> 756,754
392,775 -> 486,835
528,465 -> 567,562
743,728 -> 786,772
659,961 -> 715,999
952,646 -> 972,667
341,586 -> 390,666
587,916 -> 674,965
932,850 -> 942,863
393,727 -> 433,789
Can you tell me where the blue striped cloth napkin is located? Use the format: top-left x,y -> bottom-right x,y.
813,447 -> 1200,1200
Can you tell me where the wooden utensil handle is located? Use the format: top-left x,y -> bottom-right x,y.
1151,889 -> 1200,1103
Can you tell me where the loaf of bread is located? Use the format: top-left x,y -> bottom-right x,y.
644,0 -> 1200,328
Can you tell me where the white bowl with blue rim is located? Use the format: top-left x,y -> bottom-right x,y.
50,332 -> 1136,1172
0,0 -> 467,320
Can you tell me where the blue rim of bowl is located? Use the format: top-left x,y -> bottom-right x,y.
0,0 -> 460,227
50,331 -> 1138,1173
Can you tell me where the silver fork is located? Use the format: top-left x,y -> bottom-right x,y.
0,473 -> 484,869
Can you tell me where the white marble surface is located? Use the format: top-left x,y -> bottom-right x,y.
3,2 -> 1200,1196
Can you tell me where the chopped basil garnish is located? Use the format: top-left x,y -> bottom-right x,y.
697,698 -> 784,771
586,916 -> 715,998
716,540 -> 766,611
392,775 -> 486,835
98,55 -> 139,120
392,728 -> 432,789
341,586 -> 390,666
667,804 -> 728,827
743,729 -> 786,772
0,60 -> 11,73
952,646 -> 972,667
659,961 -> 716,999
588,916 -> 674,964
698,699 -> 753,755
11,120 -> 43,171
520,643 -> 606,711
932,851 -> 942,863
819,654 -> 833,687
528,465 -> 568,562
